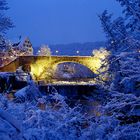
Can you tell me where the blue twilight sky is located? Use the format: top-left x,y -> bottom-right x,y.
7,0 -> 122,46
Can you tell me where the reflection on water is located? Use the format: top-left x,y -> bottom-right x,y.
40,85 -> 102,118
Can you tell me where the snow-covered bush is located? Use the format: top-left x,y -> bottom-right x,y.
0,83 -> 140,140
15,75 -> 42,102
0,91 -> 99,140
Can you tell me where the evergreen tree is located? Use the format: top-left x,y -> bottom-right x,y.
99,10 -> 128,53
98,10 -> 115,48
0,0 -> 13,51
0,0 -> 13,34
99,4 -> 140,94
116,0 -> 140,37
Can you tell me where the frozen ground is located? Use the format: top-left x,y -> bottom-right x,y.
0,73 -> 140,140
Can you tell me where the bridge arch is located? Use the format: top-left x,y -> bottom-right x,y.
52,61 -> 96,79
51,60 -> 95,74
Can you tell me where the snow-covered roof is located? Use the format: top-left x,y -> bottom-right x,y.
11,36 -> 32,47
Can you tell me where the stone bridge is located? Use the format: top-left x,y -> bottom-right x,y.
0,56 -> 101,79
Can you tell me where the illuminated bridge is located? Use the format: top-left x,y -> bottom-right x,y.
0,55 -> 102,80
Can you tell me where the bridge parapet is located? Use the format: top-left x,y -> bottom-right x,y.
0,55 -> 101,80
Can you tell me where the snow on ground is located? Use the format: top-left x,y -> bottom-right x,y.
0,69 -> 140,140
0,91 -> 139,140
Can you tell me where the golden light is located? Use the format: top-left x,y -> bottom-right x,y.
30,58 -> 54,81
29,48 -> 110,81
89,48 -> 110,74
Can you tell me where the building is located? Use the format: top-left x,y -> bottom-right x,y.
12,37 -> 33,56
0,37 -> 34,66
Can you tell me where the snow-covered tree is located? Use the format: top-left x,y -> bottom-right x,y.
98,4 -> 140,136
37,45 -> 51,56
0,0 -> 14,65
99,3 -> 140,94
99,11 -> 129,53
116,0 -> 140,36
0,0 -> 13,34
0,35 -> 11,51
98,11 -> 116,49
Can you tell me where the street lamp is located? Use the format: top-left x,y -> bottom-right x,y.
56,50 -> 59,54
76,50 -> 79,54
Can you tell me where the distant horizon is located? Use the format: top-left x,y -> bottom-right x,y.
31,41 -> 106,50
34,41 -> 105,56
36,40 -> 106,46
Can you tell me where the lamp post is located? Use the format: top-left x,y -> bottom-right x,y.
55,50 -> 59,54
76,50 -> 79,55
